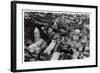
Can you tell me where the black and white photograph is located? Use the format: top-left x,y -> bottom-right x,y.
11,1 -> 97,72
24,11 -> 90,62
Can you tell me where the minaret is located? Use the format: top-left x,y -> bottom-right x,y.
34,27 -> 40,42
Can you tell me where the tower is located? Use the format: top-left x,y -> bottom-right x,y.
34,27 -> 40,42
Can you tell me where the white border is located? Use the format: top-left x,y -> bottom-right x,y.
16,3 -> 96,70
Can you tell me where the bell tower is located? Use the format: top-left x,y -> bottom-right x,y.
34,27 -> 40,42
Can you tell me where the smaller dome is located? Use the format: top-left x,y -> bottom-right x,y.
75,29 -> 80,34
